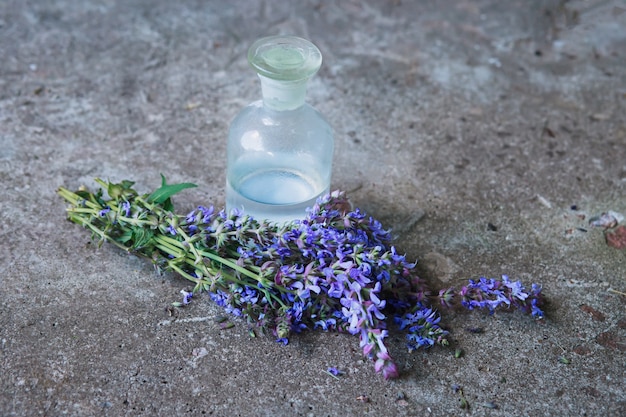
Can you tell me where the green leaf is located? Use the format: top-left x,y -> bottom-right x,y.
108,183 -> 124,199
131,228 -> 154,249
118,228 -> 133,244
109,180 -> 137,200
147,174 -> 197,209
120,180 -> 136,190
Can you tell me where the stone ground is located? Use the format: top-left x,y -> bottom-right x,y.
1,0 -> 625,415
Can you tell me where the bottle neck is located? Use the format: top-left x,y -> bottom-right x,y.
259,75 -> 308,111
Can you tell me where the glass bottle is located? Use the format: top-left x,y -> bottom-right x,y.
226,35 -> 334,224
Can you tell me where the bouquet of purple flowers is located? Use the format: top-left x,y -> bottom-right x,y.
58,177 -> 543,379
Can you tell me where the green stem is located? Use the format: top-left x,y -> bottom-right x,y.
163,247 -> 287,308
153,239 -> 287,308
168,262 -> 205,286
59,183 -> 290,308
66,211 -> 133,254
156,234 -> 265,285
58,187 -> 100,211
196,248 -> 264,283
154,235 -> 187,256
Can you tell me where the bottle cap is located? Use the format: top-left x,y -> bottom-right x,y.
248,36 -> 322,82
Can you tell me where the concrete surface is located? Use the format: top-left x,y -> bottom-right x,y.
1,0 -> 625,415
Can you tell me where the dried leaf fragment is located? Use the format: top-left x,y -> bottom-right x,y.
606,225 -> 626,249
580,304 -> 606,321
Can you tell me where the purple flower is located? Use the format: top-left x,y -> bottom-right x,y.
180,289 -> 193,305
458,276 -> 544,318
288,301 -> 305,322
120,201 -> 131,217
240,286 -> 259,304
314,318 -> 336,331
502,275 -> 528,301
389,246 -> 405,263
531,298 -> 544,318
382,361 -> 399,380
199,205 -> 215,223
366,302 -> 386,320
327,275 -> 346,298
209,290 -> 228,307
438,287 -> 454,308
395,305 -> 447,352
327,367 -> 343,376
374,351 -> 399,380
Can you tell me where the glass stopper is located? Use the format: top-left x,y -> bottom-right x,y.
248,35 -> 322,82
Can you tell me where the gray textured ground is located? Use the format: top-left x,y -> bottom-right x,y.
1,0 -> 625,416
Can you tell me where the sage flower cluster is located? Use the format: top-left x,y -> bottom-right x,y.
58,177 -> 543,379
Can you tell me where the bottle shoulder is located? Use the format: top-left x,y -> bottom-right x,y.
230,101 -> 332,132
